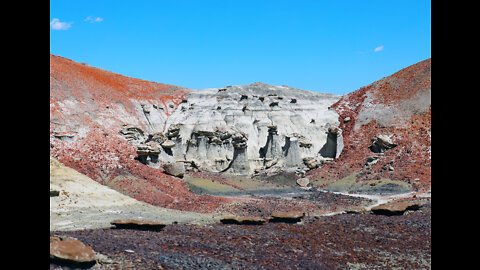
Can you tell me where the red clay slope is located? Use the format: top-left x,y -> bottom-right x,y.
50,54 -> 189,132
308,58 -> 431,192
50,54 -> 235,213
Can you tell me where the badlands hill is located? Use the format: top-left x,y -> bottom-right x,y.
50,54 -> 431,212
308,58 -> 431,193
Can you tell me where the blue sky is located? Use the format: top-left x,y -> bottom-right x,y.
50,0 -> 431,95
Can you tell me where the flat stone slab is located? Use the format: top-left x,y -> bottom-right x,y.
371,201 -> 423,216
50,236 -> 96,266
220,216 -> 267,225
110,219 -> 167,231
269,211 -> 305,223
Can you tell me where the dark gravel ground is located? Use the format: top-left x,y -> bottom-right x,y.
51,202 -> 430,269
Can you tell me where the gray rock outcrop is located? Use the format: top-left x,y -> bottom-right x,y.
119,82 -> 343,175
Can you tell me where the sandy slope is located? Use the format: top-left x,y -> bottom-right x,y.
50,157 -> 218,231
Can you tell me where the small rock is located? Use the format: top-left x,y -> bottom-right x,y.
369,134 -> 397,153
296,178 -> 310,187
94,252 -> 114,264
364,156 -> 379,168
50,190 -> 60,197
264,159 -> 278,169
50,236 -> 96,265
303,157 -> 318,169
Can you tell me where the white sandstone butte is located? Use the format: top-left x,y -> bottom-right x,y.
125,82 -> 343,175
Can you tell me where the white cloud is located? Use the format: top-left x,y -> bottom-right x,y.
50,18 -> 73,30
374,45 -> 384,52
84,16 -> 103,23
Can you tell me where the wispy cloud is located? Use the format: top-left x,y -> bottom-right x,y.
374,45 -> 384,52
50,18 -> 73,30
84,16 -> 103,23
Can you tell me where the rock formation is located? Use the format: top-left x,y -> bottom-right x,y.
50,54 -> 430,192
110,81 -> 343,175
308,58 -> 431,192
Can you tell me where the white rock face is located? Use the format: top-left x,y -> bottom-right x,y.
158,82 -> 342,174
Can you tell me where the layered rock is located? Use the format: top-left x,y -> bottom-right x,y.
114,82 -> 342,175
50,55 -> 345,177
225,132 -> 250,174
160,82 -> 342,174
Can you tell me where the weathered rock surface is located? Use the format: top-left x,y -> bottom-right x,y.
220,216 -> 267,225
371,201 -> 423,216
114,82 -> 342,175
50,236 -> 96,265
162,162 -> 186,178
369,134 -> 397,153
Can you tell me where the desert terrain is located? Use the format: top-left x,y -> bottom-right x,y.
50,55 -> 431,269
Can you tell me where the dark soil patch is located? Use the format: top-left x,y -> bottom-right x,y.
51,204 -> 430,269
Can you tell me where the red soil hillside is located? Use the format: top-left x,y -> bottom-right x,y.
50,55 -> 235,213
50,54 -> 189,132
308,59 -> 431,192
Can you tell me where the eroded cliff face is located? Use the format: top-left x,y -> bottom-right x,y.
119,82 -> 342,175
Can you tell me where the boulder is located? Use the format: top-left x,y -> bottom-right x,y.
163,162 -> 185,178
137,141 -> 161,155
369,134 -> 397,153
50,236 -> 96,266
364,156 -> 379,168
111,219 -> 167,231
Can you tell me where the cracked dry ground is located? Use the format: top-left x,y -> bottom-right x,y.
51,203 -> 430,269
